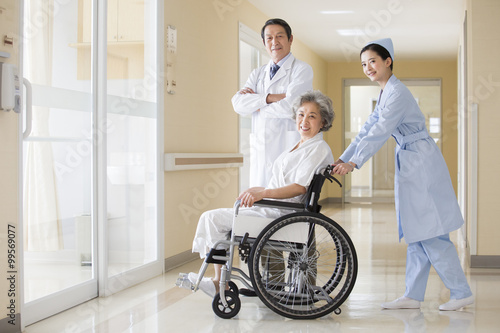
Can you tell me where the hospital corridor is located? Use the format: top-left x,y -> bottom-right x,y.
1,0 -> 500,332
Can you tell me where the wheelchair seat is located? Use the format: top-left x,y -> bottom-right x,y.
232,165 -> 341,242
233,214 -> 309,244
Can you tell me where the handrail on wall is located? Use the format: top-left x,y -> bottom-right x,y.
164,153 -> 243,171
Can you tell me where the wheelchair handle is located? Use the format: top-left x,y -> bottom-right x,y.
324,165 -> 342,188
234,200 -> 241,215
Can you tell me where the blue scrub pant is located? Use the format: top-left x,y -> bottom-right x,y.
404,234 -> 472,301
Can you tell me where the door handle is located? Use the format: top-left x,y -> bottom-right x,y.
23,77 -> 32,139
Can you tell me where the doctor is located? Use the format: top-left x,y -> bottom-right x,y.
232,18 -> 313,187
332,38 -> 473,311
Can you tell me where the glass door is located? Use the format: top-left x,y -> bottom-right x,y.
21,0 -> 162,325
103,0 -> 162,292
21,0 -> 96,325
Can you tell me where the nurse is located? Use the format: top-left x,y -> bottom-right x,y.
232,18 -> 313,188
190,90 -> 334,297
332,38 -> 473,311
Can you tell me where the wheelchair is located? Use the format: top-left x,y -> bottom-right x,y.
176,165 -> 358,320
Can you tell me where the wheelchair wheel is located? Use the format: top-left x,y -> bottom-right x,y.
227,281 -> 239,296
212,290 -> 241,319
248,212 -> 357,319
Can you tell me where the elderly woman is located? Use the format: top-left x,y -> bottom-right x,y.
189,90 -> 335,297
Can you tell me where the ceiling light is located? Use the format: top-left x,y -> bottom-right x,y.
337,29 -> 365,36
320,10 -> 354,14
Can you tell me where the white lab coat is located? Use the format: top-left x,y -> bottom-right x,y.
340,75 -> 463,244
192,133 -> 333,257
232,53 -> 313,187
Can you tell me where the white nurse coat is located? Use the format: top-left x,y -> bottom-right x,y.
192,132 -> 333,256
231,53 -> 313,187
340,75 -> 463,244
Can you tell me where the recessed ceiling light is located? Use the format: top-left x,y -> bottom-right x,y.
337,29 -> 365,36
320,10 -> 354,14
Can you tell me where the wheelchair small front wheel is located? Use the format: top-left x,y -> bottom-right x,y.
227,281 -> 239,296
212,290 -> 241,319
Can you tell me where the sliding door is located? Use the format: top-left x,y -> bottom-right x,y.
102,0 -> 163,294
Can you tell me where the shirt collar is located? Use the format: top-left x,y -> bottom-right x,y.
378,74 -> 397,107
298,132 -> 323,147
275,52 -> 292,68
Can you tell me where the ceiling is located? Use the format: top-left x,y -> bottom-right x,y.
248,0 -> 465,62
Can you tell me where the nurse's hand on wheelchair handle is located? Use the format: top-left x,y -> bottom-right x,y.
331,162 -> 354,176
324,165 -> 343,188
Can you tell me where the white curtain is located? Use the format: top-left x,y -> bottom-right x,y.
23,0 -> 62,251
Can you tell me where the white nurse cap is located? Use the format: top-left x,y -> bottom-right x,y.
366,38 -> 394,61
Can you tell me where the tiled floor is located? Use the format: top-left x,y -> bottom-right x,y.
24,203 -> 500,332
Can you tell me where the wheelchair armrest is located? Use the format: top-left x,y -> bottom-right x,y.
253,199 -> 304,211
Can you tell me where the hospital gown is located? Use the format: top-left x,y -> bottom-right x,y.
192,132 -> 334,258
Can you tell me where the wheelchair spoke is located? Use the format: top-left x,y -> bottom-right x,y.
249,213 -> 357,319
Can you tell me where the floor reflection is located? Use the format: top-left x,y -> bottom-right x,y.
25,203 -> 500,333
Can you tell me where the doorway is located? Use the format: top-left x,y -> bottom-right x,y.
343,78 -> 442,203
237,22 -> 270,192
21,0 -> 163,326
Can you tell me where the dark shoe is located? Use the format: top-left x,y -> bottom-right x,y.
239,288 -> 257,297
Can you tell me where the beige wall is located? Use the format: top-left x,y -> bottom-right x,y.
325,60 -> 459,199
163,0 -> 327,260
466,0 -> 500,257
0,1 -> 20,331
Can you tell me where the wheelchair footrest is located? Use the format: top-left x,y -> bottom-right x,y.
205,248 -> 228,265
175,273 -> 194,291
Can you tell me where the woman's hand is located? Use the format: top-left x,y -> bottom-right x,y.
237,184 -> 306,208
332,162 -> 356,175
237,187 -> 266,208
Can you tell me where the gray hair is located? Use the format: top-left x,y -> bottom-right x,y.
292,90 -> 335,132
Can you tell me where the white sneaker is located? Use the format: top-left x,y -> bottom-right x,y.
439,295 -> 474,311
187,272 -> 200,284
188,272 -> 216,298
381,296 -> 420,309
175,273 -> 193,290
